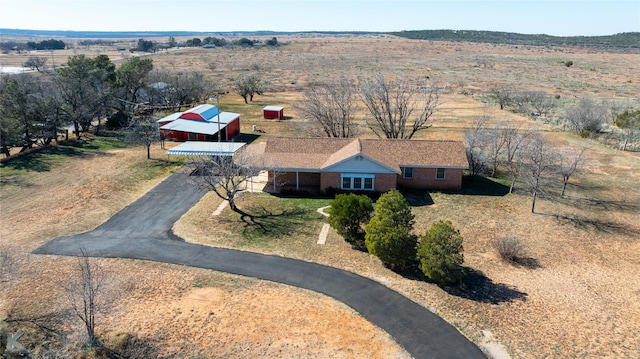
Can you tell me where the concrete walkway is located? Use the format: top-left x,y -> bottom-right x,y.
34,170 -> 486,359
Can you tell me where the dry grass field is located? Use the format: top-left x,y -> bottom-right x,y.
1,35 -> 640,358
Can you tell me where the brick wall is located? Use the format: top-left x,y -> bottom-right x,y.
397,168 -> 463,191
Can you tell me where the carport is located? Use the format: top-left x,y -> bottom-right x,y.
166,141 -> 246,160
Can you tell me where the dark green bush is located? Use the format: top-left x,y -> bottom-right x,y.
417,220 -> 465,284
365,189 -> 417,270
327,193 -> 373,247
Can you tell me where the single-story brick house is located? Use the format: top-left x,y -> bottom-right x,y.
157,104 -> 240,142
242,137 -> 469,193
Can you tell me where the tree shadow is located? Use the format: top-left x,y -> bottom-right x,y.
460,176 -> 510,196
401,190 -> 435,207
511,256 -> 543,269
221,204 -> 314,240
1,145 -> 84,172
540,212 -> 640,237
556,195 -> 640,213
442,268 -> 529,304
391,266 -> 528,304
0,141 -> 115,173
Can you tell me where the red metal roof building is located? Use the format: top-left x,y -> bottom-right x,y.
157,104 -> 241,142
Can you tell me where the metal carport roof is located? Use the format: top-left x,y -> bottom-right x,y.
166,141 -> 246,156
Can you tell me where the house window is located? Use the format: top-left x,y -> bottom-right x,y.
364,177 -> 373,190
353,177 -> 362,189
402,167 -> 414,179
436,168 -> 446,179
342,176 -> 351,189
341,174 -> 374,191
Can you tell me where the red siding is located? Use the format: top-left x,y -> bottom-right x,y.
226,118 -> 240,140
263,109 -> 283,119
179,113 -> 205,121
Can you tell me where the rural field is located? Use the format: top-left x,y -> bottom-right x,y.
1,34 -> 640,358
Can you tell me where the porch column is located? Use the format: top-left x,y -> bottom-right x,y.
296,171 -> 299,191
273,171 -> 276,193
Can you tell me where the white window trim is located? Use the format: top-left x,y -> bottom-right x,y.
436,168 -> 446,180
341,173 -> 375,191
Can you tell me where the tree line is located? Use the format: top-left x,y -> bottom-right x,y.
133,36 -> 280,52
0,55 -> 217,158
389,30 -> 640,52
489,86 -> 640,151
464,117 -> 587,213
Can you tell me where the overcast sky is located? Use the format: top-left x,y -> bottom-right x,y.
0,0 -> 638,36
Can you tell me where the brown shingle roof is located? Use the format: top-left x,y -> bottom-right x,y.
245,137 -> 468,171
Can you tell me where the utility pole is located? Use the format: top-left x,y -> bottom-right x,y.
214,95 -> 221,142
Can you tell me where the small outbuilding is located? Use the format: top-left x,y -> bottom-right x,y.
263,106 -> 284,120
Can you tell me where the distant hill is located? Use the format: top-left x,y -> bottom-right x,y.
2,28 -> 638,52
388,30 -> 640,52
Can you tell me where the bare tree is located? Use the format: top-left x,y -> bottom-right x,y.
0,249 -> 21,285
525,91 -> 556,117
126,117 -> 159,159
62,249 -> 108,348
501,126 -> 533,194
522,135 -> 558,213
484,122 -> 510,177
360,74 -> 443,139
166,71 -> 217,110
491,87 -> 513,110
565,97 -> 607,134
464,116 -> 490,176
191,149 -> 263,215
558,147 -> 587,196
234,74 -> 264,104
295,78 -> 357,138
23,56 -> 47,72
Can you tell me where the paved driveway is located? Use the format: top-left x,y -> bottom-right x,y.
34,170 -> 486,359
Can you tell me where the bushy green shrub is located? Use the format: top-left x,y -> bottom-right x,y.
327,193 -> 373,247
365,189 -> 417,270
417,220 -> 465,284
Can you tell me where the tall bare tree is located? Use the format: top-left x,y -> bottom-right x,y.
558,147 -> 587,196
126,116 -> 159,159
295,78 -> 357,138
464,116 -> 490,176
62,250 -> 108,348
501,126 -> 533,194
191,149 -> 263,214
523,135 -> 557,213
360,74 -> 443,139
484,122 -> 510,177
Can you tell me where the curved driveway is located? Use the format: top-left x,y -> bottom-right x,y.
34,170 -> 485,359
